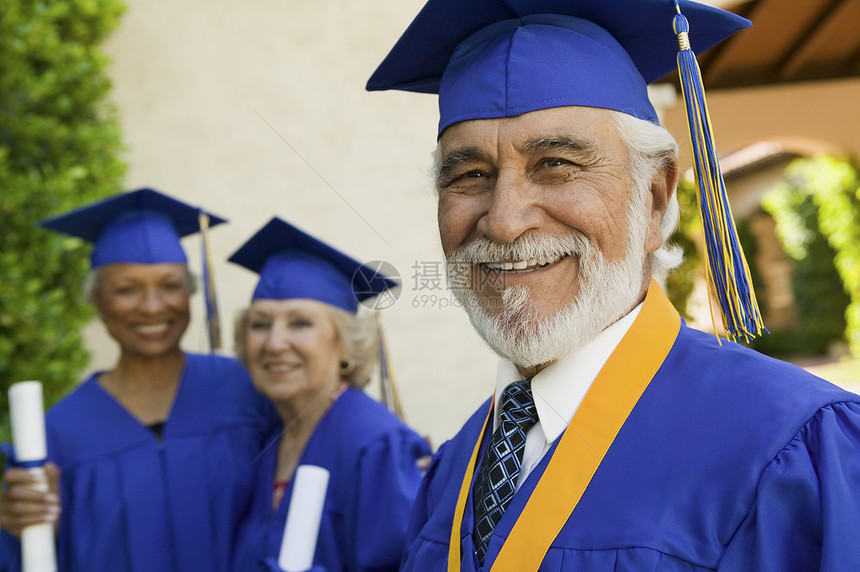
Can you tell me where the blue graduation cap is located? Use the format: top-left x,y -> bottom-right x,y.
38,187 -> 226,268
368,0 -> 767,343
367,0 -> 748,134
228,217 -> 398,313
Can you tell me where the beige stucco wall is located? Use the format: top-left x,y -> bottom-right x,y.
663,77 -> 860,170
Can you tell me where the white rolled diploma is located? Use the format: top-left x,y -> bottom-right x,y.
8,381 -> 58,572
277,465 -> 330,572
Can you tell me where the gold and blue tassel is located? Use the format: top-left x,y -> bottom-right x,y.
673,0 -> 765,343
199,211 -> 222,352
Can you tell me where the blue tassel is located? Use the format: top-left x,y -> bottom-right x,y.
673,1 -> 765,342
199,211 -> 222,352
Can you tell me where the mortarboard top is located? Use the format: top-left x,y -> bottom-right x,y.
39,188 -> 226,268
367,0 -> 750,135
228,217 -> 398,313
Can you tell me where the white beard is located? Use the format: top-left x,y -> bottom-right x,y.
446,199 -> 649,369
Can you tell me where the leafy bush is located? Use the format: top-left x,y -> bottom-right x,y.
760,156 -> 860,358
750,193 -> 849,358
0,0 -> 126,442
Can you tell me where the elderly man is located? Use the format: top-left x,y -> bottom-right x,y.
369,0 -> 860,570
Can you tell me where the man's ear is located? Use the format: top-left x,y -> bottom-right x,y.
644,155 -> 679,255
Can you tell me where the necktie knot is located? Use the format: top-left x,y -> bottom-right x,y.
499,379 -> 538,431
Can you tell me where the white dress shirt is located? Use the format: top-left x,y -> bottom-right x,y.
492,303 -> 643,489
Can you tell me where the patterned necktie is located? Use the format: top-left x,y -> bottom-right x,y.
472,379 -> 539,563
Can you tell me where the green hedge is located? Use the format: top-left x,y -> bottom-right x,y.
0,0 -> 126,442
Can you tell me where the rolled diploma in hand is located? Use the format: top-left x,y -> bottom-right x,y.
8,381 -> 58,572
277,465 -> 330,572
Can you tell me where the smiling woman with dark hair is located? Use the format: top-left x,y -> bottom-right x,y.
0,189 -> 276,572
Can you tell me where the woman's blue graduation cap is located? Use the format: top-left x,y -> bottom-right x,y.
368,0 -> 767,343
39,187 -> 228,351
38,187 -> 226,268
228,217 -> 398,313
232,217 -> 405,418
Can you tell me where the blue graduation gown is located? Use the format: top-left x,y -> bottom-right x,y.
1,353 -> 276,572
232,388 -> 431,572
401,324 -> 860,571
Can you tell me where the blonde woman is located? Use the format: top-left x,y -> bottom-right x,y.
229,217 -> 430,572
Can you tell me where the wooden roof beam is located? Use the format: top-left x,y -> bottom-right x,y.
776,0 -> 859,81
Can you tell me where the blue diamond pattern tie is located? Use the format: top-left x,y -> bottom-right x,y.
472,379 -> 538,563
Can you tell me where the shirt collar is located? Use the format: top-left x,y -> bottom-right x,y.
493,303 -> 643,443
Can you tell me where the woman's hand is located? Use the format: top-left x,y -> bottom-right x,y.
0,462 -> 61,537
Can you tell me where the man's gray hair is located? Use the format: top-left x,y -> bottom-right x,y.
610,111 -> 683,282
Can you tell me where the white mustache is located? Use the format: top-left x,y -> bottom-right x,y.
447,234 -> 589,265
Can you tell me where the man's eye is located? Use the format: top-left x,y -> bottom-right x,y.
290,319 -> 313,329
445,170 -> 485,185
449,170 -> 489,186
540,158 -> 569,168
249,320 -> 270,331
438,167 -> 494,194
